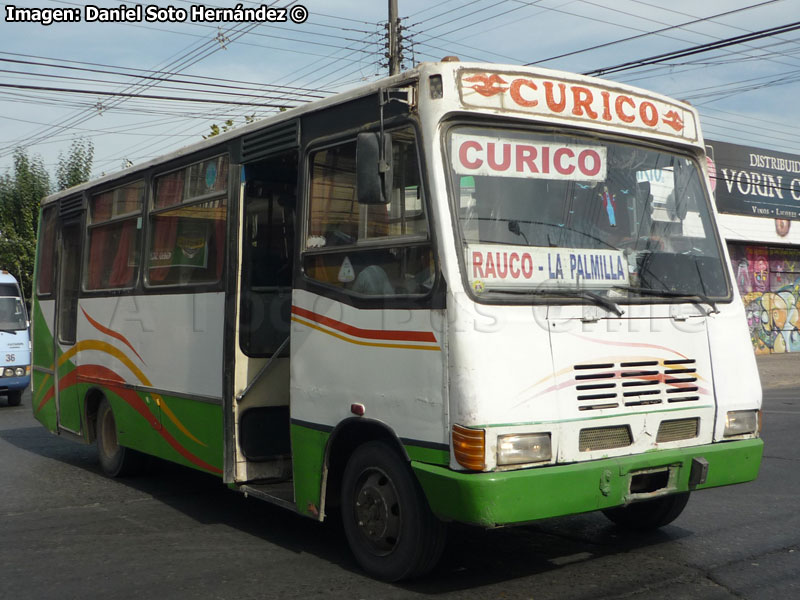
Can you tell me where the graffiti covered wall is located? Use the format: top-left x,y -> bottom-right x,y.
729,243 -> 800,354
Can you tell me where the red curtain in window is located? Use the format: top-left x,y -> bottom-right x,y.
88,227 -> 111,289
37,213 -> 56,294
108,220 -> 136,287
149,216 -> 178,283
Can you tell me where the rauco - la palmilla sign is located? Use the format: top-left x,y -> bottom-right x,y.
707,139 -> 800,221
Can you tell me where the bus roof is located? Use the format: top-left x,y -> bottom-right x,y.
42,61 -> 702,205
0,271 -> 21,287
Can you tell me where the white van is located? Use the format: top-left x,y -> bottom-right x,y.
0,271 -> 30,406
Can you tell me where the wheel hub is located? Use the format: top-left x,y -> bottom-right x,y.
354,470 -> 401,554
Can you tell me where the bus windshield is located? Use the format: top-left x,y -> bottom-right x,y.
448,126 -> 730,301
0,296 -> 27,330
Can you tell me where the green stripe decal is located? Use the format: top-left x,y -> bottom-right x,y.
404,443 -> 449,466
290,423 -> 328,519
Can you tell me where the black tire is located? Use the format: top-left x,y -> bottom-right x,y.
603,492 -> 690,531
96,398 -> 144,477
341,441 -> 447,581
7,390 -> 22,407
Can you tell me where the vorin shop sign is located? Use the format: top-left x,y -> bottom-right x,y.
707,139 -> 800,220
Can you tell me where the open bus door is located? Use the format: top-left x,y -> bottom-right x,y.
226,139 -> 298,497
53,214 -> 84,434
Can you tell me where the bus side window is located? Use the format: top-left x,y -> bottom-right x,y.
86,181 -> 144,290
303,127 -> 433,297
37,206 -> 58,296
147,155 -> 229,287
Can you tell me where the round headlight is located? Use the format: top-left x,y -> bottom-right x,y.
14,367 -> 25,377
4,368 -> 14,377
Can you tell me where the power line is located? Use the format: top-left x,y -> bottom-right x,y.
0,15 -> 265,156
584,21 -> 800,77
0,82 -> 298,108
0,64 -> 326,101
526,0 -> 783,66
0,53 -> 333,95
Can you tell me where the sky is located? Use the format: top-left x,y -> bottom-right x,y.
1,0 -> 799,183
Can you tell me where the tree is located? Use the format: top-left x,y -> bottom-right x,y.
0,137 -> 94,301
203,114 -> 257,139
56,138 -> 94,191
0,149 -> 50,301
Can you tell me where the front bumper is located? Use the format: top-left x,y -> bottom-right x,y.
0,374 -> 31,392
413,438 -> 763,527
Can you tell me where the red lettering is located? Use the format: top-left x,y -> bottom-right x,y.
496,253 -> 508,278
544,81 -> 566,113
615,95 -> 635,123
487,142 -> 511,171
541,146 -> 550,174
509,253 -> 520,278
509,78 -> 538,107
571,86 -> 598,119
578,149 -> 601,177
459,140 -> 483,169
639,101 -> 658,126
522,253 -> 534,278
472,252 -> 485,278
515,145 -> 538,173
484,252 -> 497,278
601,91 -> 612,121
554,148 -> 575,175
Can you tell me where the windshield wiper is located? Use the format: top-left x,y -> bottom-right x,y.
611,285 -> 719,314
493,287 -> 624,317
507,220 -> 529,245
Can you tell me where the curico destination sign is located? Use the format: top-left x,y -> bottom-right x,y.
707,139 -> 800,221
458,69 -> 698,142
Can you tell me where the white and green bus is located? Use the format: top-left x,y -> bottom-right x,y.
32,60 -> 763,581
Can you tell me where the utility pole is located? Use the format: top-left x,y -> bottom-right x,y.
388,0 -> 400,75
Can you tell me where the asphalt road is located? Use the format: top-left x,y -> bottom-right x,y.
1,385 -> 797,600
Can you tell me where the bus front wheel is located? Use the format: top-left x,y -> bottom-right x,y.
602,492 -> 690,531
341,440 -> 447,581
96,399 -> 144,477
6,390 -> 22,406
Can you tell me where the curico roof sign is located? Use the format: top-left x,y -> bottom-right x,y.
458,69 -> 698,142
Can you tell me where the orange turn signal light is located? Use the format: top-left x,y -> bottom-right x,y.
452,424 -> 485,471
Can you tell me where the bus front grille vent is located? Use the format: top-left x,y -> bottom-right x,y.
579,425 -> 632,452
656,418 -> 699,443
574,359 -> 699,411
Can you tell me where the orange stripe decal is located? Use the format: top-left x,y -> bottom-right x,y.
291,316 -> 441,351
291,305 -> 437,344
81,308 -> 145,364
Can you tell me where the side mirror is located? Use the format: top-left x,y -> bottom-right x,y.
356,132 -> 393,204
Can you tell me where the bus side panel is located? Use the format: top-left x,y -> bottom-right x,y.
136,392 -> 224,476
289,290 -> 447,517
31,298 -> 57,432
102,386 -> 224,476
290,422 -> 330,518
71,294 -> 226,475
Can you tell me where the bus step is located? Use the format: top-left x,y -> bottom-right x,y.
239,481 -> 295,511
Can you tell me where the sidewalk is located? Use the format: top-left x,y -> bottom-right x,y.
756,352 -> 800,390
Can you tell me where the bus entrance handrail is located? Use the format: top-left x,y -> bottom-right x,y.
235,336 -> 290,403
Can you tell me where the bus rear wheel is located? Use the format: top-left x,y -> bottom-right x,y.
602,492 -> 690,531
96,399 -> 144,477
341,441 -> 447,581
6,390 -> 22,406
